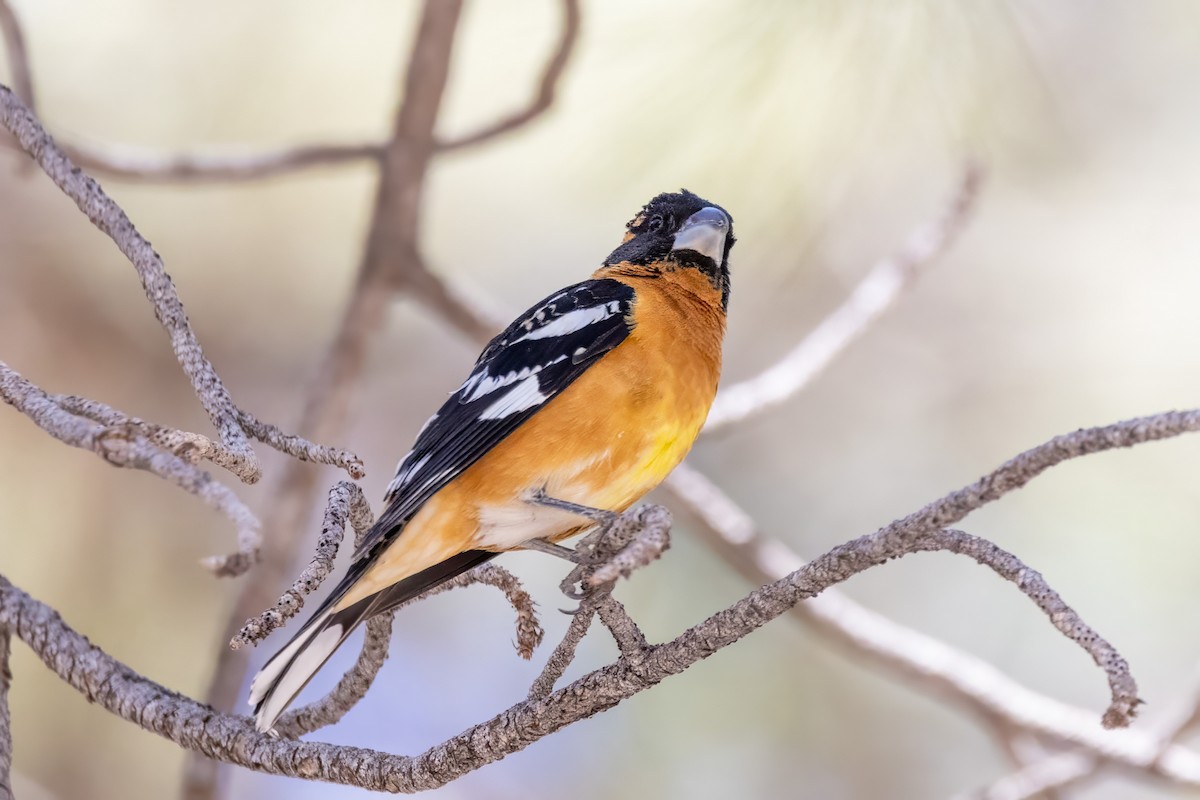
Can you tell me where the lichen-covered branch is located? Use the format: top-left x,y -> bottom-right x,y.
703,162 -> 982,433
0,83 -> 362,492
231,481 -> 373,648
912,529 -> 1137,727
1,360 -> 261,575
6,409 -> 1200,791
0,83 -> 260,481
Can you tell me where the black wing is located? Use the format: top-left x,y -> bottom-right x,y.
352,278 -> 636,561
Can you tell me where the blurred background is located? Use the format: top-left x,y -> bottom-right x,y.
3,1 -> 1200,798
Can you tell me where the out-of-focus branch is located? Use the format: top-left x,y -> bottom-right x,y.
0,1 -> 33,115
703,162 -> 982,433
47,0 -> 579,184
960,752 -> 1097,800
0,361 -> 261,575
437,0 -> 580,152
60,141 -> 384,184
974,659 -> 1200,798
0,625 -> 11,800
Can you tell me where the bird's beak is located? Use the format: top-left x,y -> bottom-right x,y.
672,206 -> 729,264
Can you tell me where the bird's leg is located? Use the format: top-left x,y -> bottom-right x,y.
526,488 -> 619,525
521,537 -> 585,564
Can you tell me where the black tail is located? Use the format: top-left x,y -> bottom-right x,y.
249,549 -> 496,731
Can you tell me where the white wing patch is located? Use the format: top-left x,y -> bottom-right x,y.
460,354 -> 567,402
511,301 -> 624,343
385,452 -> 431,500
479,374 -> 549,420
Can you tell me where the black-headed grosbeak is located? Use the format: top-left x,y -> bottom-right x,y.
250,190 -> 735,731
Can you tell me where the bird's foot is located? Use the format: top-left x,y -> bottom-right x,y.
553,503 -> 673,614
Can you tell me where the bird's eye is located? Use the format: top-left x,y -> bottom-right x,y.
647,215 -> 664,233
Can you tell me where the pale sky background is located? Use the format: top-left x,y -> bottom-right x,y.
3,2 -> 1200,798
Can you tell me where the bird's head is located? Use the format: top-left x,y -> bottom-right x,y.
603,190 -> 735,308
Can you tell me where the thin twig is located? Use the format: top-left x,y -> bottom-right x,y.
236,410 -> 364,479
231,482 -> 372,648
62,140 -> 383,184
437,0 -> 580,152
703,162 -> 982,433
915,529 -> 1137,727
1,361 -> 261,575
528,609 -> 593,700
51,0 -> 579,185
0,2 -> 32,109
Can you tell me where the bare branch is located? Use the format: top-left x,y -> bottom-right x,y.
437,0 -> 580,152
7,423 -> 1200,796
0,625 -> 11,800
528,608 -> 592,700
704,162 -> 982,433
0,1 -> 33,116
1,361 -> 261,576
960,753 -> 1097,800
231,482 -> 372,648
271,612 -> 394,740
61,140 -> 383,184
991,731 -> 1069,800
236,410 -> 364,479
914,530 -> 1137,728
270,563 -> 543,739
594,597 -> 649,663
666,405 -> 1200,788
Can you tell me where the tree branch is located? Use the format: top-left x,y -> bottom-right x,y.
7,409 -> 1199,791
60,140 -> 384,184
437,0 -> 580,152
703,162 -> 982,433
0,84 -> 363,488
43,0 -> 580,185
231,481 -> 373,648
0,83 -> 259,481
0,361 -> 261,575
0,1 -> 32,115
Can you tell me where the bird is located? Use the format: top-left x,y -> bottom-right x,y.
249,189 -> 735,732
